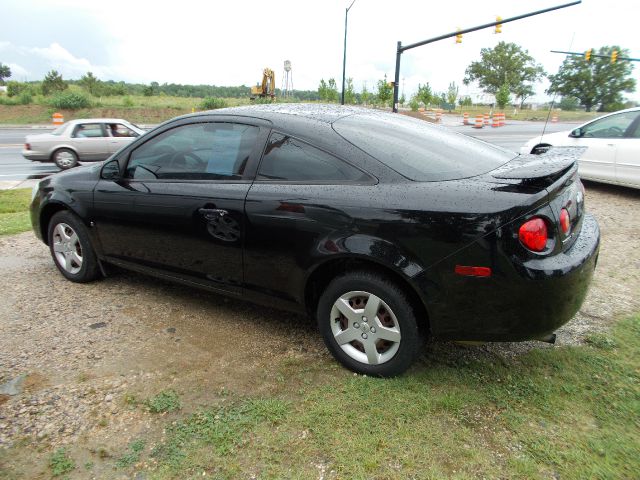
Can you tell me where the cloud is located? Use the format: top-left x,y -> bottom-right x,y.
27,43 -> 115,78
7,63 -> 30,78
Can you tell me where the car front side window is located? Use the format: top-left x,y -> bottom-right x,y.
581,111 -> 640,138
125,122 -> 259,181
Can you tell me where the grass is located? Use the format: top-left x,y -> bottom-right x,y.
144,315 -> 640,479
145,389 -> 181,414
442,104 -> 602,122
116,439 -> 146,468
0,188 -> 31,235
49,448 -> 75,476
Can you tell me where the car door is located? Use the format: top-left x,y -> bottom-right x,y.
244,132 -> 374,307
614,113 -> 640,188
93,118 -> 269,294
107,122 -> 140,154
576,111 -> 639,183
69,122 -> 111,161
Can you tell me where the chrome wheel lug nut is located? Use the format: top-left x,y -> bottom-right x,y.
353,322 -> 360,329
370,327 -> 376,333
362,316 -> 368,322
361,333 -> 368,339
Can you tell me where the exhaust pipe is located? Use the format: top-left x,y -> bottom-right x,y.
537,333 -> 556,344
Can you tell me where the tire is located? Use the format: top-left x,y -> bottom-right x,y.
53,148 -> 78,169
47,210 -> 100,283
317,271 -> 424,377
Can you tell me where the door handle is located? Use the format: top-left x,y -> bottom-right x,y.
198,208 -> 228,219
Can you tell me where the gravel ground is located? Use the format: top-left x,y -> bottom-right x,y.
0,181 -> 638,477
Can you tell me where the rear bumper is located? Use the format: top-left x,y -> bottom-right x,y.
428,213 -> 600,341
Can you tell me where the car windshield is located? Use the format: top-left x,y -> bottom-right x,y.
333,113 -> 516,181
51,123 -> 68,136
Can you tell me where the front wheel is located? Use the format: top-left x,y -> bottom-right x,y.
47,211 -> 101,283
53,148 -> 78,169
317,271 -> 423,377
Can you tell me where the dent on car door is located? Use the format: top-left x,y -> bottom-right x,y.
94,120 -> 267,293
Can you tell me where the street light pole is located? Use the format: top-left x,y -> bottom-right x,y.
341,0 -> 356,105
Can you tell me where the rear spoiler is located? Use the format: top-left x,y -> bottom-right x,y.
492,147 -> 587,180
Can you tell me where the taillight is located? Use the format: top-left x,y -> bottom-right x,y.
25,143 -> 31,150
519,217 -> 548,252
559,208 -> 571,234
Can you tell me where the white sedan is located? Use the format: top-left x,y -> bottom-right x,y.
521,107 -> 640,189
22,118 -> 144,170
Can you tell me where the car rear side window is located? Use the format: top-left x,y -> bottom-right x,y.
257,133 -> 369,182
125,123 -> 259,180
333,113 -> 514,181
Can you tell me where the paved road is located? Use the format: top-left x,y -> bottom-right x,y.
0,128 -> 59,183
0,120 -> 576,183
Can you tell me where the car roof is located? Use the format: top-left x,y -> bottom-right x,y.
200,104 -> 381,124
66,118 -> 132,124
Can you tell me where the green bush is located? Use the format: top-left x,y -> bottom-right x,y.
49,92 -> 91,109
409,98 -> 420,112
7,81 -> 28,97
123,96 -> 134,107
18,91 -> 32,105
199,96 -> 227,110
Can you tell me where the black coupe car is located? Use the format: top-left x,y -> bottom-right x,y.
30,105 -> 600,376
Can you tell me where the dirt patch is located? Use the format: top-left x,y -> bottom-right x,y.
0,181 -> 638,478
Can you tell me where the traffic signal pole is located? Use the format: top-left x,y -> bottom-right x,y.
551,50 -> 640,62
392,1 -> 581,112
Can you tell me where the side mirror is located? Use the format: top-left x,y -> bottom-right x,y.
101,159 -> 121,180
570,128 -> 583,138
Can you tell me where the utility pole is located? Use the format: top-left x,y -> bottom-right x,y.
341,0 -> 356,105
392,1 -> 581,112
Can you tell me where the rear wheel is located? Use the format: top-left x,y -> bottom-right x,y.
47,211 -> 100,283
317,271 -> 423,377
53,148 -> 78,169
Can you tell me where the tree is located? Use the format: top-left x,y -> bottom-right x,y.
548,46 -> 636,112
361,82 -> 370,105
326,78 -> 339,102
446,82 -> 459,110
79,71 -> 100,95
0,63 -> 11,85
318,79 -> 329,101
41,70 -> 68,95
464,42 -> 545,107
344,77 -> 356,104
495,83 -> 511,109
558,96 -> 580,111
376,75 -> 392,106
416,83 -> 432,107
399,93 -> 406,105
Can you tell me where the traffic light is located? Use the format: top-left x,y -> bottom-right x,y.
611,50 -> 618,63
495,16 -> 502,34
585,49 -> 592,62
456,28 -> 462,44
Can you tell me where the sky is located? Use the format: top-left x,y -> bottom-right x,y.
1,0 -> 639,102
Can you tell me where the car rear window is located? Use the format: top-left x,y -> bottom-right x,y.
332,113 -> 515,181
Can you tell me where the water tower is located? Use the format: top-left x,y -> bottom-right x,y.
281,60 -> 293,97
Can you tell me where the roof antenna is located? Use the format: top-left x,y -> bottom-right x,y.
542,32 -> 576,140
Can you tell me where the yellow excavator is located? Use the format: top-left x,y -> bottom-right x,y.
250,68 -> 276,100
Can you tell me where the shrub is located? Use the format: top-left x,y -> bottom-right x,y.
409,98 -> 420,112
145,389 -> 180,413
18,91 -> 32,105
7,81 -> 27,97
123,96 -> 134,107
49,92 -> 91,109
199,97 -> 227,110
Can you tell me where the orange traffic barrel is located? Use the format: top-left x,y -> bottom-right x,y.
463,112 -> 469,125
473,114 -> 484,128
52,112 -> 64,126
551,115 -> 558,123
492,114 -> 500,127
499,112 -> 505,127
483,113 -> 489,126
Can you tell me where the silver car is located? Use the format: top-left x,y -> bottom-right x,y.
22,118 -> 145,169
